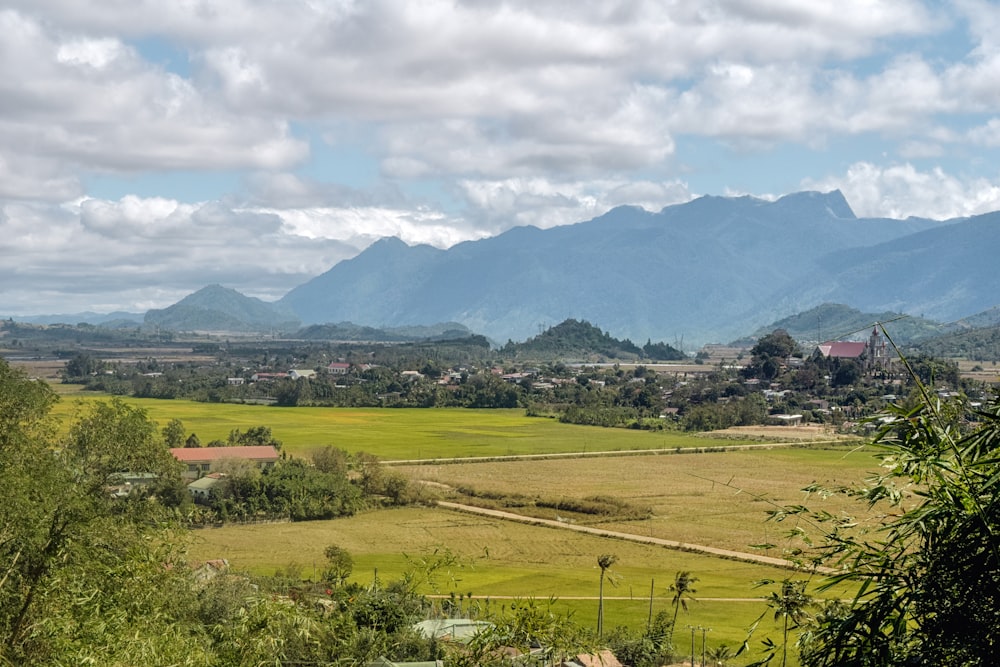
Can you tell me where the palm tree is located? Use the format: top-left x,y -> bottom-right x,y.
596,553 -> 618,638
668,571 -> 698,650
707,643 -> 733,667
766,579 -> 812,667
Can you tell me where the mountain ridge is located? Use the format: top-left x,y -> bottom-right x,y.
12,189 -> 995,347
279,189 -> 946,344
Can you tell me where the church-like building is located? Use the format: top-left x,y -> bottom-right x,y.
815,325 -> 891,374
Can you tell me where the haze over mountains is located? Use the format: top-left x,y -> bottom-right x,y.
10,190 -> 1000,346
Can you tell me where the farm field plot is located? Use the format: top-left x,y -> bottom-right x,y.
47,392 -> 753,459
403,446 -> 879,555
189,505 -> 827,657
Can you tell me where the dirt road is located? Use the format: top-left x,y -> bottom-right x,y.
436,500 -> 829,573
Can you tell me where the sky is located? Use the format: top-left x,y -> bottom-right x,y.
4,0 -> 1000,316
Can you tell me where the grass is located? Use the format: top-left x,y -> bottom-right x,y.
47,389 -> 756,459
188,505 -> 835,662
51,386 -> 857,664
402,445 -> 880,554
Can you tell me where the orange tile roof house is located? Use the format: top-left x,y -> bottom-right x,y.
170,446 -> 280,479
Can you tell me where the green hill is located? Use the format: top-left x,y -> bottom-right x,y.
144,285 -> 300,333
735,303 -> 945,346
907,324 -> 1000,361
294,321 -> 474,342
500,319 -> 684,361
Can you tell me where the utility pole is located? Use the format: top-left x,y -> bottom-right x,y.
690,626 -> 695,667
646,578 -> 654,633
701,626 -> 711,667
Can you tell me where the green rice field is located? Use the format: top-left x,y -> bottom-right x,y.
52,385 -> 862,664
49,387 -> 755,459
189,505 -> 840,661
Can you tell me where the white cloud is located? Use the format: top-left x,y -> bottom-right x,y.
250,205 -> 479,250
0,9 -> 307,181
56,37 -> 125,69
805,161 -> 1000,220
3,1 -> 1000,315
458,177 -> 693,231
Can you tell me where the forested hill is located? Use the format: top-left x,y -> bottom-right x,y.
908,324 -> 1000,362
736,303 -> 946,346
500,319 -> 685,361
294,321 -> 474,342
144,284 -> 300,332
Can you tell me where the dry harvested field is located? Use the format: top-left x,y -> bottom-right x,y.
400,445 -> 879,555
709,423 -> 850,441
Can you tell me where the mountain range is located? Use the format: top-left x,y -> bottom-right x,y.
279,189 -> 996,345
9,190 -> 1000,346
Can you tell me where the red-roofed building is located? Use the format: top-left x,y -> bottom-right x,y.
816,341 -> 867,359
170,446 -> 280,479
816,326 -> 892,374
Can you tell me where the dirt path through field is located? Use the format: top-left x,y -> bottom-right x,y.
385,440 -> 854,466
436,500 -> 829,573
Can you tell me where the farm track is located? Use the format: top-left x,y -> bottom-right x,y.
384,440 -> 850,466
427,594 -> 765,602
436,500 -> 832,574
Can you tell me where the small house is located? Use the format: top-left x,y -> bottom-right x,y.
187,472 -> 227,500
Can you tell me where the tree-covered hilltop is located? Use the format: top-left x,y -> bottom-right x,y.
500,319 -> 685,362
295,321 -> 475,342
906,323 -> 1000,362
735,303 -> 945,346
144,284 -> 302,333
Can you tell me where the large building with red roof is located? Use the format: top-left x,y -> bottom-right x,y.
170,445 -> 280,479
815,326 -> 891,374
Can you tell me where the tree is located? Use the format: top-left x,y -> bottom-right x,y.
0,361 -> 203,664
668,571 -> 698,651
773,376 -> 1000,665
162,417 -> 186,448
751,579 -> 813,667
450,597 -> 590,667
322,544 -> 354,587
752,330 -> 800,360
597,553 -> 618,638
831,359 -> 861,387
312,445 -> 349,475
227,424 -> 282,450
63,352 -> 102,379
744,329 -> 800,381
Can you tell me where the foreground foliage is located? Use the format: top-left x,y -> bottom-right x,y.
0,359 -> 600,665
770,379 -> 1000,665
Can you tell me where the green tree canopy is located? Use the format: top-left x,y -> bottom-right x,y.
162,417 -> 187,448
227,424 -> 282,450
0,360 -> 202,665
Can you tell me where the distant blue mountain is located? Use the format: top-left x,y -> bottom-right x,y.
790,210 -> 1000,323
280,190 -> 953,345
144,284 -> 300,332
